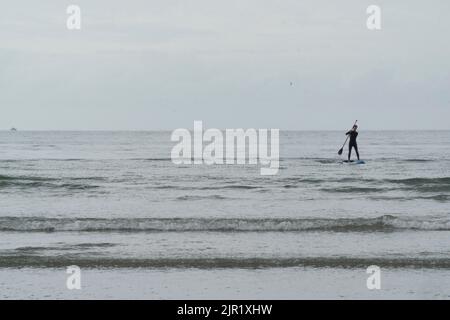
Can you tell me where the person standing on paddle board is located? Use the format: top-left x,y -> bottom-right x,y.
346,125 -> 360,161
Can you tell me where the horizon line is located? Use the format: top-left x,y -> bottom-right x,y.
2,129 -> 450,132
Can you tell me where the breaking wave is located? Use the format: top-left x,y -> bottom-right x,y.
0,255 -> 448,269
0,215 -> 449,232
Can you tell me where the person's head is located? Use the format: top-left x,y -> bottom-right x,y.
353,125 -> 358,131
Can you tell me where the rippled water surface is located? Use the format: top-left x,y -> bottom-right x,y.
0,131 -> 449,298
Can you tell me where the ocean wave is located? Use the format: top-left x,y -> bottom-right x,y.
12,243 -> 116,252
371,194 -> 450,202
281,177 -> 327,183
386,177 -> 450,193
321,187 -> 385,193
402,159 -> 435,162
0,255 -> 448,269
175,195 -> 230,201
0,174 -> 55,181
154,185 -> 262,191
387,177 -> 450,184
0,174 -> 102,191
320,177 -> 450,193
0,215 -> 449,232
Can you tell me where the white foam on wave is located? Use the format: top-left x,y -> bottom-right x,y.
0,215 -> 449,232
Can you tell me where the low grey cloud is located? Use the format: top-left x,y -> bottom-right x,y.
1,0 -> 449,130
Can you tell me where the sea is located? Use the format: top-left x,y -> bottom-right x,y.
0,130 -> 449,299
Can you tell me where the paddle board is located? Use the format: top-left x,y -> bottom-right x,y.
342,160 -> 365,164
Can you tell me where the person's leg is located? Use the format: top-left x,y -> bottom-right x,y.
348,144 -> 353,161
354,144 -> 360,160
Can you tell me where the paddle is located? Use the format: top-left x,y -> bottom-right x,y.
338,120 -> 357,155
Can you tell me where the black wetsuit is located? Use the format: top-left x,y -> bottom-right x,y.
346,130 -> 360,161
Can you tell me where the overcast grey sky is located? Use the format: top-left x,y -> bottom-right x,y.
1,0 -> 449,130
